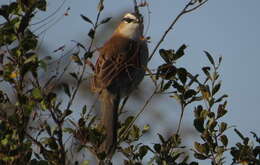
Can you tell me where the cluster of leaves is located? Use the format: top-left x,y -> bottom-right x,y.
230,129 -> 260,165
0,1 -> 49,164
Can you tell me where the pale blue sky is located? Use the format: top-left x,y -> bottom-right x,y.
1,0 -> 259,163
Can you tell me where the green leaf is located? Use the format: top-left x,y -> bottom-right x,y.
49,138 -> 58,150
80,14 -> 93,25
63,127 -> 74,134
139,145 -> 148,160
142,124 -> 150,134
21,30 -> 38,51
100,17 -> 112,24
32,88 -> 42,100
81,160 -> 90,165
204,51 -> 215,66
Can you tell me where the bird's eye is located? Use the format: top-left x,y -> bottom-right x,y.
122,17 -> 135,23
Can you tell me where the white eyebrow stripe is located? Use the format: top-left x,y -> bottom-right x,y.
123,13 -> 137,20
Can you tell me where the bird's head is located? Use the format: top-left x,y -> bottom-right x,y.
114,13 -> 144,40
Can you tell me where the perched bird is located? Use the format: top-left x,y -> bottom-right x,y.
91,13 -> 148,158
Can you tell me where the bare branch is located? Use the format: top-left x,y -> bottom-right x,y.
148,0 -> 209,61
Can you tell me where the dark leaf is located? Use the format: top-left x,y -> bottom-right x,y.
174,44 -> 187,60
194,118 -> 204,133
100,17 -> 112,24
63,109 -> 72,117
194,105 -> 203,118
82,105 -> 87,115
162,80 -> 172,91
215,94 -> 228,103
219,122 -> 227,133
157,64 -> 177,80
194,142 -> 209,154
44,122 -> 52,136
158,133 -> 165,143
204,51 -> 215,66
159,49 -> 174,63
69,72 -> 78,80
194,153 -> 207,160
37,0 -> 47,11
172,81 -> 185,93
184,89 -> 197,99
78,118 -> 85,127
177,68 -> 187,85
48,137 -> 58,150
220,135 -> 228,147
208,119 -> 217,131
212,82 -> 221,96
250,131 -> 260,143
202,67 -> 211,79
84,51 -> 93,59
153,144 -> 161,152
88,28 -> 95,39
139,145 -> 148,160
218,56 -> 222,65
62,83 -> 71,97
80,14 -> 93,24
217,104 -> 227,118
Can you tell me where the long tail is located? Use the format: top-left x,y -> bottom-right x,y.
99,89 -> 120,158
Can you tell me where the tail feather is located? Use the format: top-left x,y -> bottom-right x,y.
99,89 -> 120,157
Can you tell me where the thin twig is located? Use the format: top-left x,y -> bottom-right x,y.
133,0 -> 140,15
66,7 -> 102,111
184,0 -> 208,13
119,87 -> 157,142
148,0 -> 208,61
119,95 -> 129,114
176,103 -> 185,134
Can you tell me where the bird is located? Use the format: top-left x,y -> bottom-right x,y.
91,12 -> 148,159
